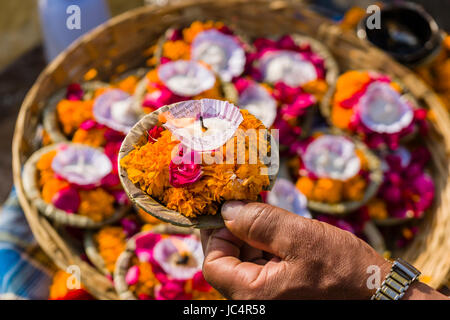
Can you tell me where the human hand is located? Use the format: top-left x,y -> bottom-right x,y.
201,201 -> 392,300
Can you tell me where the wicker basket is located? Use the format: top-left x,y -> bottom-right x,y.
12,0 -> 450,298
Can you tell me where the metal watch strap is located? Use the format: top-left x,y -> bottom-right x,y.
372,258 -> 421,300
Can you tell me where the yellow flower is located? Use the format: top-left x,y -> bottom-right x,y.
341,7 -> 366,30
183,20 -> 224,43
343,175 -> 366,201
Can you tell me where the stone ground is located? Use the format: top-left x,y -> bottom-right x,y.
0,0 -> 448,202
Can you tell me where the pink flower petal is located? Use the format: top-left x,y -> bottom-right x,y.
51,186 -> 80,213
125,265 -> 140,286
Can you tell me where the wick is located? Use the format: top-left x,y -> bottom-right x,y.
176,253 -> 190,265
199,116 -> 207,132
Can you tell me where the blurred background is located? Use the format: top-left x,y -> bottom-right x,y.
0,0 -> 448,203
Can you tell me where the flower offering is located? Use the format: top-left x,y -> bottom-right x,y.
245,35 -> 333,147
161,21 -> 247,82
116,231 -> 222,300
120,99 -> 274,220
330,70 -> 428,149
32,143 -> 128,224
292,134 -> 382,213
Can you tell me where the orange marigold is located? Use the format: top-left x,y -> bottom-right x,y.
130,261 -> 159,298
182,20 -> 224,44
49,271 -> 85,299
334,70 -> 371,106
96,226 -> 127,273
114,75 -> 139,95
78,189 -> 115,222
302,79 -> 328,101
367,198 -> 388,220
331,104 -> 354,129
341,7 -> 366,30
72,127 -> 107,147
295,176 -> 315,199
163,40 -> 191,61
42,178 -> 70,203
313,178 -> 343,203
343,175 -> 367,201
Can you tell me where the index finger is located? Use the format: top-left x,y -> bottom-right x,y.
202,228 -> 264,299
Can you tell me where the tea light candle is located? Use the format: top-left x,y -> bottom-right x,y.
358,82 -> 414,134
259,50 -> 317,87
163,99 -> 243,151
191,29 -> 246,82
238,82 -> 277,128
152,236 -> 203,280
158,60 -> 216,97
303,135 -> 361,181
51,144 -> 112,186
93,89 -> 140,134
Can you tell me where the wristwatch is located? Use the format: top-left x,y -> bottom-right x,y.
371,258 -> 421,300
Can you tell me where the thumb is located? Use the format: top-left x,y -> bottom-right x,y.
221,201 -> 306,259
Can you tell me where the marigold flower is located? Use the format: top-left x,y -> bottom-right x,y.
343,175 -> 366,201
42,178 -> 70,203
313,178 -> 343,203
78,189 -> 115,222
162,40 -> 191,61
56,99 -> 94,136
341,7 -> 366,30
182,20 -> 224,44
295,176 -> 315,199
96,226 -> 127,273
72,127 -> 107,147
129,261 -> 160,298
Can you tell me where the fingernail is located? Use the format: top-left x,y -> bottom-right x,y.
221,201 -> 245,221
